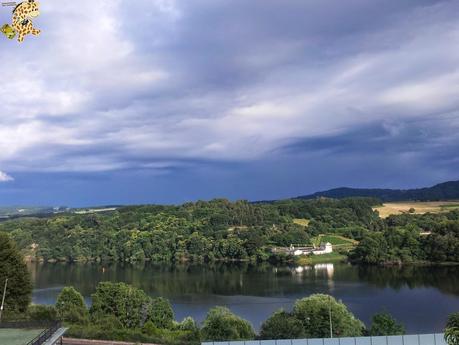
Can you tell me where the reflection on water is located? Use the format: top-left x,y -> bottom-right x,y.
29,262 -> 459,333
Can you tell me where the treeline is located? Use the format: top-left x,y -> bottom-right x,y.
0,198 -> 381,263
351,211 -> 459,264
16,282 -> 407,344
299,180 -> 459,202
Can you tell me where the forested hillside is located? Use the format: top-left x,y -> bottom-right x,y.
1,197 -> 458,265
0,198 -> 381,263
350,211 -> 459,264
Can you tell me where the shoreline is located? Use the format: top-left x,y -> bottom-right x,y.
24,255 -> 459,267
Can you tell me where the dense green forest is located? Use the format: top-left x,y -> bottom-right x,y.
351,211 -> 459,264
0,197 -> 458,265
0,198 -> 380,262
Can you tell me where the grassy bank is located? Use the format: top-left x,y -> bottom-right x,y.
296,252 -> 347,265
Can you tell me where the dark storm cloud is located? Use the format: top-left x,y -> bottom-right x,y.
0,0 -> 458,203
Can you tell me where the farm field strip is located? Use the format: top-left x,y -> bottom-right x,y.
374,201 -> 459,218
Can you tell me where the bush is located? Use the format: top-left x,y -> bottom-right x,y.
179,317 -> 199,332
201,306 -> 255,341
67,324 -> 200,345
260,310 -> 305,339
142,320 -> 160,336
90,282 -> 151,328
149,297 -> 175,329
445,313 -> 459,345
56,286 -> 89,324
28,304 -> 57,321
369,312 -> 405,336
94,314 -> 124,330
293,294 -> 364,338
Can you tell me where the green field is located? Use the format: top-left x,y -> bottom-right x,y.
0,329 -> 43,345
312,234 -> 358,248
296,252 -> 346,265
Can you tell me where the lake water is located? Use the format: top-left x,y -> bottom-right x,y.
29,262 -> 459,333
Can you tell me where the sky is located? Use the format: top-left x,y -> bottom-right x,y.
0,0 -> 459,207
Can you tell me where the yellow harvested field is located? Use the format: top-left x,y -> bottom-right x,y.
374,201 -> 459,218
293,218 -> 310,226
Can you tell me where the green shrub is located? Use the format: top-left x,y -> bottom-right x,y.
56,287 -> 89,324
90,282 -> 151,328
28,304 -> 57,321
142,320 -> 160,336
179,317 -> 198,332
445,312 -> 459,345
260,310 -> 304,339
149,297 -> 175,329
293,294 -> 364,338
94,314 -> 124,331
369,312 -> 405,336
201,306 -> 255,341
67,324 -> 200,345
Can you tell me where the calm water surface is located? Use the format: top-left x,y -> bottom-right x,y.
29,262 -> 459,333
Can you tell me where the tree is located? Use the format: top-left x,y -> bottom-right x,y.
201,306 -> 255,341
149,297 -> 174,329
56,286 -> 88,323
90,282 -> 152,328
293,294 -> 364,338
0,232 -> 32,314
260,310 -> 305,339
445,313 -> 459,345
369,312 -> 405,336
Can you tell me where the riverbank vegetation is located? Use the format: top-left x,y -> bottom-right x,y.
1,234 -> 457,344
350,212 -> 459,265
3,280 -> 412,344
0,198 -> 381,263
0,196 -> 458,266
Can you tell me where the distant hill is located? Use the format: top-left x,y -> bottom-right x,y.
0,206 -> 59,218
0,205 -> 120,219
296,180 -> 459,202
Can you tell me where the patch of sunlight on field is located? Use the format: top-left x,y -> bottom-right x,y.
0,329 -> 44,345
374,201 -> 459,218
293,218 -> 310,226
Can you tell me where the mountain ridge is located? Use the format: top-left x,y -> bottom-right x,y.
296,180 -> 459,202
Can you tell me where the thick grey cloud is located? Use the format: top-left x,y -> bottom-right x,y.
0,0 -> 458,202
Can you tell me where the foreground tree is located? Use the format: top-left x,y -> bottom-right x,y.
260,310 -> 305,339
201,306 -> 255,341
0,232 -> 32,314
90,282 -> 175,330
369,312 -> 405,336
445,312 -> 459,345
293,294 -> 364,338
90,282 -> 151,328
56,287 -> 89,323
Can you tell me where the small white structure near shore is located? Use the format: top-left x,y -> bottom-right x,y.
312,242 -> 333,255
273,243 -> 333,256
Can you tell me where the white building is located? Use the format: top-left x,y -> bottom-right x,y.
273,242 -> 333,256
312,242 -> 333,255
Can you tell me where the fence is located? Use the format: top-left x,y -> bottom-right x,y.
203,334 -> 447,345
25,321 -> 61,345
